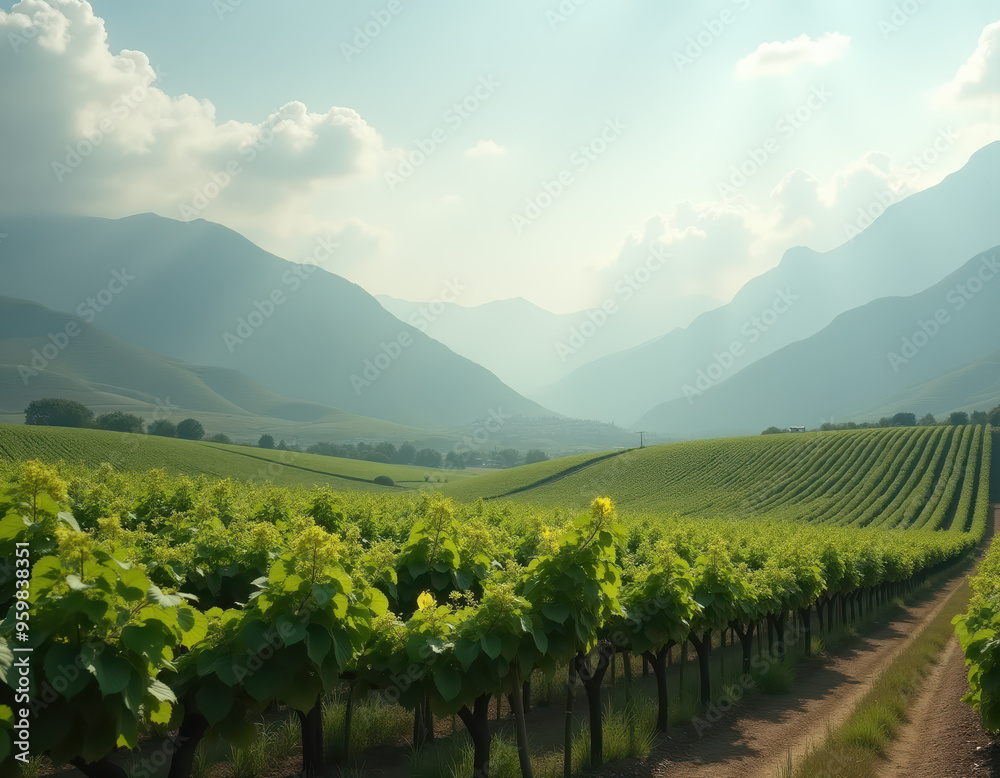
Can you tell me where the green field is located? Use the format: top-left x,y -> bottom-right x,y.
1,422 -> 995,778
443,426 -> 991,531
0,424 -> 476,491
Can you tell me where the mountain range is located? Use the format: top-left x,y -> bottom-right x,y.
0,214 -> 550,430
0,296 -> 434,444
533,142 -> 1000,424
635,245 -> 1000,436
1,143 -> 998,446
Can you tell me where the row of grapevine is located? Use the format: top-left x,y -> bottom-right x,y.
954,428 -> 998,730
0,451 -> 988,778
914,424 -> 972,530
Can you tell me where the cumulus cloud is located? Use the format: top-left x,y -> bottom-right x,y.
595,141 -> 979,328
936,20 -> 1000,104
735,32 -> 850,79
465,139 -> 507,157
0,0 -> 385,226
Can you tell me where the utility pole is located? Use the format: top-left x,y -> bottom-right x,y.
636,431 -> 645,449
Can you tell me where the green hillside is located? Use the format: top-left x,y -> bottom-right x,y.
0,424 -> 473,490
636,245 -> 1000,436
0,296 -> 436,445
0,214 -> 551,428
444,426 -> 992,531
439,449 -> 628,501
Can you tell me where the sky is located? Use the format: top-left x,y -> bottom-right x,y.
1,0 -> 999,322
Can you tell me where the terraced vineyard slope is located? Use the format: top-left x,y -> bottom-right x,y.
444,427 -> 992,533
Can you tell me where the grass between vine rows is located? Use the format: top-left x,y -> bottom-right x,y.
785,579 -> 973,778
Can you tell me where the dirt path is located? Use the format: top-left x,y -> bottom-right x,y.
599,507 -> 998,778
879,506 -> 1000,778
880,634 -> 998,777
625,563 -> 975,778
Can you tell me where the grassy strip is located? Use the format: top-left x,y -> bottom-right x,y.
787,578 -> 973,778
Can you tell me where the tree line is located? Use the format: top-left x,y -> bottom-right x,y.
21,398 -> 551,469
24,398 -> 206,440
763,404 -> 1000,435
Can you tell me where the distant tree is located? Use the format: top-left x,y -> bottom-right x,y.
761,426 -> 782,435
918,413 -> 937,427
393,442 -> 417,465
891,412 -> 917,427
971,410 -> 989,426
363,451 -> 391,464
25,398 -> 93,428
258,434 -> 275,449
445,450 -> 467,469
525,449 -> 549,465
373,475 -> 395,487
148,419 -> 176,437
208,432 -> 232,444
375,442 -> 396,461
176,418 -> 205,441
497,448 -> 523,468
95,411 -> 144,434
949,411 -> 970,426
990,404 -> 1000,427
414,448 -> 443,468
878,417 -> 894,428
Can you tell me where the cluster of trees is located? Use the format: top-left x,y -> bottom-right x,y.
291,439 -> 549,469
764,404 -> 1000,435
23,399 -> 206,440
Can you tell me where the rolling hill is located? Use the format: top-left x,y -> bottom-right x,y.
854,349 -> 1000,422
635,245 -> 1000,437
536,141 -> 1000,424
0,296 -> 434,444
442,425 -> 990,533
0,213 -> 551,429
0,424 -> 472,490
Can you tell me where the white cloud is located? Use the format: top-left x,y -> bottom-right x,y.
735,33 -> 850,79
936,20 -> 1000,104
596,142 -> 980,322
0,0 -> 385,230
465,139 -> 507,157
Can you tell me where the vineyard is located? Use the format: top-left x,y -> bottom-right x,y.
0,425 -> 995,777
445,427 -> 991,532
